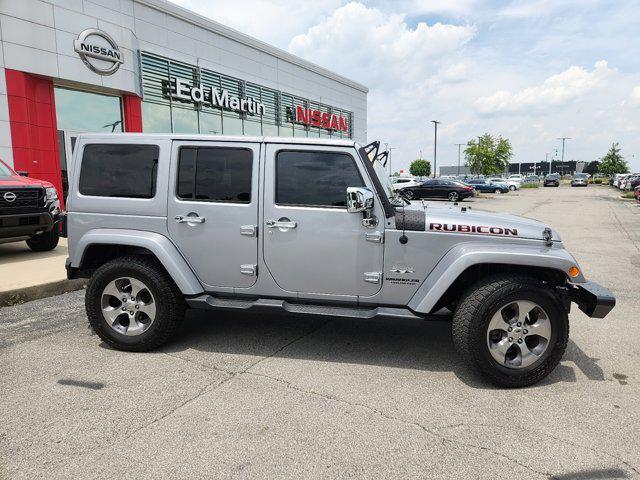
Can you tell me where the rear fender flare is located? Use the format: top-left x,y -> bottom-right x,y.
71,229 -> 203,295
408,242 -> 584,314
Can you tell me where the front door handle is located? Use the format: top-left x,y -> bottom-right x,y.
266,219 -> 297,230
175,214 -> 206,224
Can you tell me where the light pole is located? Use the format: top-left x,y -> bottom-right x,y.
454,143 -> 465,176
431,120 -> 440,177
557,137 -> 571,177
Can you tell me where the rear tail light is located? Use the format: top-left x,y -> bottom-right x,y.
464,186 -> 473,190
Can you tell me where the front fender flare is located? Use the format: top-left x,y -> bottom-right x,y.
408,242 -> 584,314
71,229 -> 204,295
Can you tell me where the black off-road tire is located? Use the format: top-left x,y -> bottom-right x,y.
85,255 -> 186,352
452,274 -> 569,388
26,225 -> 59,251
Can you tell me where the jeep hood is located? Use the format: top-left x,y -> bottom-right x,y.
400,202 -> 561,242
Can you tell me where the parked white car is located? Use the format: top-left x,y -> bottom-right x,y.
391,177 -> 420,190
508,174 -> 525,183
488,177 -> 520,191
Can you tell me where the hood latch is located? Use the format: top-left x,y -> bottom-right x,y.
543,227 -> 553,246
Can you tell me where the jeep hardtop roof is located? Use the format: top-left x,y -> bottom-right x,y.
75,133 -> 358,148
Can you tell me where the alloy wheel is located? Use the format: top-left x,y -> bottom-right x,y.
101,277 -> 156,336
448,191 -> 459,202
486,300 -> 551,369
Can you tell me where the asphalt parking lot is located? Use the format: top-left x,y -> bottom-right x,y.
1,185 -> 639,480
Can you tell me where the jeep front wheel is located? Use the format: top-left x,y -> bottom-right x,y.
452,274 -> 568,387
85,255 -> 185,351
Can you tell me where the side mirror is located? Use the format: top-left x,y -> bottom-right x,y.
17,171 -> 29,177
347,187 -> 374,213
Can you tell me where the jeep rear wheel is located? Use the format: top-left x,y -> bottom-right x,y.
85,255 -> 185,351
26,226 -> 59,251
452,274 -> 568,387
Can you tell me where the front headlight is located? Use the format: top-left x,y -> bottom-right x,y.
46,187 -> 58,201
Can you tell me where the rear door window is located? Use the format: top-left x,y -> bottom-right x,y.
177,147 -> 252,203
79,144 -> 158,198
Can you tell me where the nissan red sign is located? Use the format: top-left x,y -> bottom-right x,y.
288,106 -> 349,132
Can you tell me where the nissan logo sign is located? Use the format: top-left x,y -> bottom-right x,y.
3,192 -> 17,203
73,29 -> 123,75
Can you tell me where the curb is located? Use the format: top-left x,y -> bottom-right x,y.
0,279 -> 87,307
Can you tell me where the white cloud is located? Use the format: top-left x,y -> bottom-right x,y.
632,85 -> 640,105
288,2 -> 475,88
474,60 -> 614,115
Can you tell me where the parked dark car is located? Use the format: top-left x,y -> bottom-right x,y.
571,173 -> 589,187
465,179 -> 509,194
0,158 -> 61,251
400,179 -> 474,202
544,174 -> 560,187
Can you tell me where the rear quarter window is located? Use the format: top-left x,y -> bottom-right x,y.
79,144 -> 159,198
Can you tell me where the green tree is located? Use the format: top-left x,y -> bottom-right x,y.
409,159 -> 431,177
464,133 -> 513,175
598,143 -> 629,175
583,161 -> 600,175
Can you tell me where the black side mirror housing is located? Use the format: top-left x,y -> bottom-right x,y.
17,171 -> 29,177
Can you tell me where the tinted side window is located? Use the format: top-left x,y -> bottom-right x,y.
177,147 -> 252,203
79,144 -> 158,198
276,151 -> 364,207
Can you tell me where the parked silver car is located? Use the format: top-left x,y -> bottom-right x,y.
64,134 -> 615,387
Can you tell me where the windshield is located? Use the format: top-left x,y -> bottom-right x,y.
0,161 -> 14,176
574,173 -> 588,179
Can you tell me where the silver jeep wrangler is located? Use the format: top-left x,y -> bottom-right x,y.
64,134 -> 615,387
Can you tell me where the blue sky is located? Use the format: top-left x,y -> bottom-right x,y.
170,0 -> 640,172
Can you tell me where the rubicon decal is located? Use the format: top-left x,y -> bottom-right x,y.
429,223 -> 518,236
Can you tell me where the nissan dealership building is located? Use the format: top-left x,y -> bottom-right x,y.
0,0 -> 368,200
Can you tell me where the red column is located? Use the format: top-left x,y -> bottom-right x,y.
123,94 -> 143,132
5,69 -> 63,202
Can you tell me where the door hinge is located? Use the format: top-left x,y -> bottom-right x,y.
240,225 -> 257,237
240,264 -> 257,276
363,272 -> 382,284
365,231 -> 384,243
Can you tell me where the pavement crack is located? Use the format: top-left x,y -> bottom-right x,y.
433,422 -> 640,476
245,371 -> 550,478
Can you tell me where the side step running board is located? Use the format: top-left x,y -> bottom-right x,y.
186,295 -> 440,321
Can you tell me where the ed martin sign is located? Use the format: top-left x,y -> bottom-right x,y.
74,29 -> 123,75
167,77 -> 266,116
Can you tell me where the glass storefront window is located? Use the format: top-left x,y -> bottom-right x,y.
54,87 -> 123,132
199,111 -> 223,135
142,102 -> 172,133
243,119 -> 262,136
223,114 -> 243,136
172,107 -> 198,133
262,123 -> 278,137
